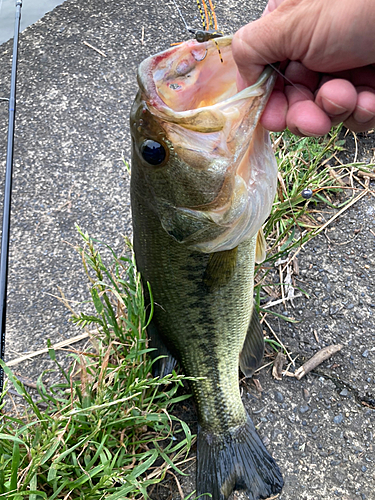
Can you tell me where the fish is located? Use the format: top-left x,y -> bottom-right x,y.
130,35 -> 283,500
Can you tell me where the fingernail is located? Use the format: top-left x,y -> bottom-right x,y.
353,106 -> 375,123
321,96 -> 347,116
296,128 -> 322,138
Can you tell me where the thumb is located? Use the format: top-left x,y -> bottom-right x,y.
232,1 -> 305,89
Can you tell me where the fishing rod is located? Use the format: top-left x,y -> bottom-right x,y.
0,0 -> 23,397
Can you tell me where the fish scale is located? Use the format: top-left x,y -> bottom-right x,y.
132,190 -> 254,432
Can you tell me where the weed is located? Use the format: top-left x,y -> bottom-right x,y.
0,227 -> 196,499
256,126 -> 373,304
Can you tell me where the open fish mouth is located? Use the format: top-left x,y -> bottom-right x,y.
132,36 -> 277,253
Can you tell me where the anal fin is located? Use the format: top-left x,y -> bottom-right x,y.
239,306 -> 264,378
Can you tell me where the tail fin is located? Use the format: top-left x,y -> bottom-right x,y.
197,415 -> 283,500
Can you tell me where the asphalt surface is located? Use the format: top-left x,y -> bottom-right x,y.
0,1 -> 374,499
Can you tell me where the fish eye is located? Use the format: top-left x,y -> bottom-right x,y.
140,140 -> 167,166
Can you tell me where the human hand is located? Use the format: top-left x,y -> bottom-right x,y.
232,0 -> 375,135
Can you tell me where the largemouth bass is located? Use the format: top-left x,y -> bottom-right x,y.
130,35 -> 283,500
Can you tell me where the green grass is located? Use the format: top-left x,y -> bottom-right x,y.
255,126 -> 373,303
0,127 -> 373,498
264,126 -> 357,262
0,227 -> 197,499
254,126 -> 374,353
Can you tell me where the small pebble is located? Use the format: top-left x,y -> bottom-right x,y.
333,413 -> 344,424
299,404 -> 310,414
274,391 -> 284,403
340,388 -> 349,397
361,466 -> 367,472
362,350 -> 369,358
303,388 -> 310,401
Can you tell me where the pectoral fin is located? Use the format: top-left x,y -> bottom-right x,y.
239,306 -> 264,378
255,228 -> 267,264
203,246 -> 238,290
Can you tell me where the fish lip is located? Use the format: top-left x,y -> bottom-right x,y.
137,36 -> 275,125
